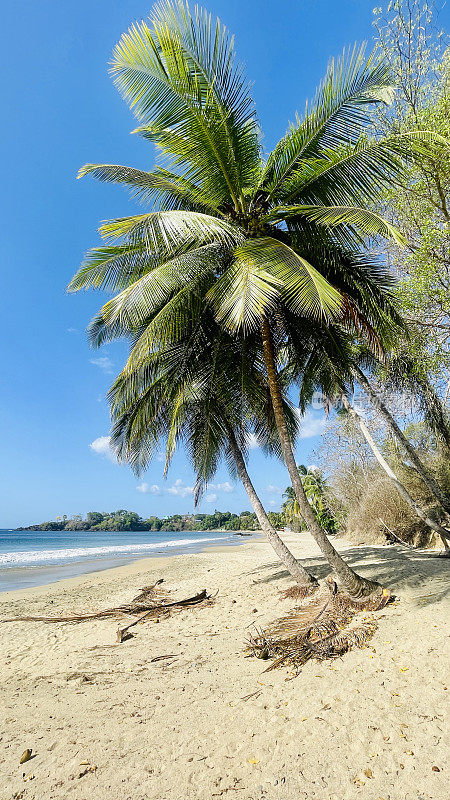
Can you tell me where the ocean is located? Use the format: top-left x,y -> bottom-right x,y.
0,529 -> 252,592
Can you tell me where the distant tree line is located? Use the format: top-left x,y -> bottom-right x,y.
18,508 -> 286,533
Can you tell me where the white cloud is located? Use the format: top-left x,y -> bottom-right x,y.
90,356 -> 114,374
205,492 -> 217,503
156,451 -> 165,462
167,478 -> 194,498
297,409 -> 327,439
89,436 -> 117,462
246,432 -> 260,450
209,481 -> 234,493
269,499 -> 277,507
137,482 -> 162,495
265,484 -> 282,495
67,327 -> 79,334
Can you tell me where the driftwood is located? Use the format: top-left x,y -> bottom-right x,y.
1,581 -> 212,643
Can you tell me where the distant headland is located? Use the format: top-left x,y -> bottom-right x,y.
17,509 -> 282,533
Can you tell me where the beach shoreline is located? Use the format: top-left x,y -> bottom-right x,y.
0,529 -> 257,594
0,533 -> 262,602
0,531 -> 448,800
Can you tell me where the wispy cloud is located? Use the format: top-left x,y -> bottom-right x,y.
205,492 -> 217,503
209,481 -> 234,493
67,327 -> 79,334
137,482 -> 162,495
90,356 -> 114,375
297,409 -> 327,439
89,435 -> 117,462
265,484 -> 282,495
269,499 -> 278,507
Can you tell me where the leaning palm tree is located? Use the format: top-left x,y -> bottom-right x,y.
108,316 -> 318,588
292,320 -> 450,550
69,0 -> 440,596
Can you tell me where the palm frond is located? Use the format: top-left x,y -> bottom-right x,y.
98,209 -> 244,252
271,204 -> 407,246
87,243 -> 222,347
68,244 -> 151,293
259,43 -> 393,198
78,163 -> 223,213
274,130 -> 448,206
209,237 -> 342,331
111,1 -> 260,209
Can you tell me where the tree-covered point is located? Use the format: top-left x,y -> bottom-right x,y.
16,509 -> 285,532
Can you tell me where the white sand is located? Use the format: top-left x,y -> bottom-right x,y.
0,531 -> 448,800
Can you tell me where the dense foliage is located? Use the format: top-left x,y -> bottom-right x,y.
18,509 -> 271,532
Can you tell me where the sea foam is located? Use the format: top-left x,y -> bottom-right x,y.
0,536 -> 228,566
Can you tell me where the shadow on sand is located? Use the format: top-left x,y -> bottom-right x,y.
250,542 -> 450,606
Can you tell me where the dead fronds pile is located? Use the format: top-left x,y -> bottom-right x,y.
247,583 -> 390,675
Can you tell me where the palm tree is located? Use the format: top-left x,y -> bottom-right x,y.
282,468 -> 337,535
108,315 -> 318,587
69,0 -> 440,596
351,363 -> 450,517
291,320 -> 450,550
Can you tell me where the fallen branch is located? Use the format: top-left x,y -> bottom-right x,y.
115,590 -> 209,642
1,581 -> 211,639
378,517 -> 419,549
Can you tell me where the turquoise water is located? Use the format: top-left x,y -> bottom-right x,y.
0,529 -> 251,591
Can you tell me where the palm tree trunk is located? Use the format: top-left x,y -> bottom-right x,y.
352,364 -> 450,517
341,394 -> 450,552
227,427 -> 318,588
260,317 -> 380,598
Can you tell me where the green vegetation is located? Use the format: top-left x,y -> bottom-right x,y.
282,467 -> 338,535
18,509 -> 270,533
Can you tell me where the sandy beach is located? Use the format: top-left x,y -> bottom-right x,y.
0,531 -> 448,800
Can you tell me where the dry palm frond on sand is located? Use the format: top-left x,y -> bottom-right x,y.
1,580 -> 214,643
247,582 -> 391,675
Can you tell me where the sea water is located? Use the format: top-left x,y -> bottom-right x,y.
0,529 -> 250,591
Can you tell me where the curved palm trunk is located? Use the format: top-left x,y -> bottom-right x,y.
227,427 -> 318,588
352,364 -> 450,517
342,394 -> 450,552
260,318 -> 380,598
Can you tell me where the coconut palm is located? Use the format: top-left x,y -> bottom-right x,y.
108,314 -> 318,588
69,0 -> 440,596
282,469 -> 337,535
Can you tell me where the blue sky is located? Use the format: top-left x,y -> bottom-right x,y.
1,0 -> 402,526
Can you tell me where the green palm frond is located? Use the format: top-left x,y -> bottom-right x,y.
111,0 -> 260,210
87,243 -> 222,347
78,163 -> 223,213
276,130 -> 448,206
259,43 -> 394,199
68,244 -> 151,293
122,282 -> 206,371
208,237 -> 342,330
207,247 -> 283,332
98,209 -> 244,251
271,205 -> 407,246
